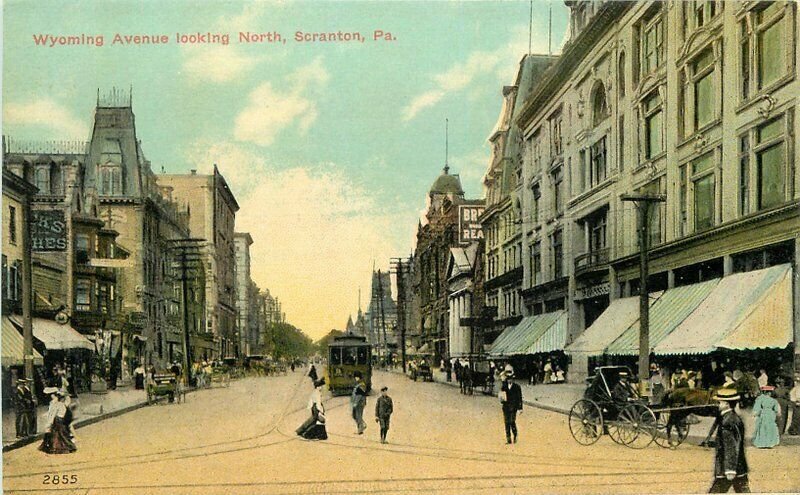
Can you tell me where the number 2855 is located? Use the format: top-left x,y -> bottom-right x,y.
43,474 -> 78,485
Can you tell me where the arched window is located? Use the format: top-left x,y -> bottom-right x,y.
99,162 -> 122,196
35,166 -> 50,194
618,52 -> 626,98
591,82 -> 609,127
50,163 -> 63,195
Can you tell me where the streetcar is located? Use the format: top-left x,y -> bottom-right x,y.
327,334 -> 372,395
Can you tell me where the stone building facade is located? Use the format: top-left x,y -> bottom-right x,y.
159,167 -> 240,358
511,0 -> 800,380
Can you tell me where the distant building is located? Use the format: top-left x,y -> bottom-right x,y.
366,270 -> 397,357
159,166 -> 240,358
413,165 -> 484,363
234,233 -> 254,356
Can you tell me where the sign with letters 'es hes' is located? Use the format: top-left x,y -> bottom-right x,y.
458,205 -> 484,245
31,210 -> 67,251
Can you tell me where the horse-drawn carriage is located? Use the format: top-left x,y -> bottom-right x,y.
147,373 -> 185,404
568,366 -> 714,449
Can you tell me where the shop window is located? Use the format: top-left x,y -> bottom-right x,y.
591,83 -> 609,127
76,279 -> 91,311
35,167 -> 50,194
642,91 -> 664,160
640,10 -> 665,77
551,166 -> 564,216
589,137 -> 607,188
738,113 -> 791,214
551,229 -> 564,280
692,153 -> 716,231
549,110 -> 563,158
76,234 -> 91,265
740,2 -> 796,100
8,206 -> 17,245
530,241 -> 542,287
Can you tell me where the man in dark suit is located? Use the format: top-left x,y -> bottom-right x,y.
499,371 -> 523,444
709,388 -> 750,493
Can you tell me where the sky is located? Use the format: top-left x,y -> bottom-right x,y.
2,0 -> 569,340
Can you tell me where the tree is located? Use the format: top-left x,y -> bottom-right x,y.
266,322 -> 315,359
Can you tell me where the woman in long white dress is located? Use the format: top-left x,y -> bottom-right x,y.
296,379 -> 327,440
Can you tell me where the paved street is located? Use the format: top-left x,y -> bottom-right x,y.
3,369 -> 799,495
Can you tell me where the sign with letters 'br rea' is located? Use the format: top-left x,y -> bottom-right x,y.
31,210 -> 67,251
458,205 -> 485,245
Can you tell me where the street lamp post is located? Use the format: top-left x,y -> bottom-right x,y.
621,193 -> 665,396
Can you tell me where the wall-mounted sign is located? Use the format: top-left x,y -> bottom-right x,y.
458,205 -> 485,245
31,210 -> 67,251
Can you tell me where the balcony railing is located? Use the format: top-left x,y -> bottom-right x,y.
574,247 -> 610,273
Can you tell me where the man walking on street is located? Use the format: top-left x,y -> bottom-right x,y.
709,388 -> 750,493
351,371 -> 367,434
375,386 -> 393,443
499,371 -> 522,444
788,374 -> 800,435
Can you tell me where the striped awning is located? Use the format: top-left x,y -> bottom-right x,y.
9,315 -> 94,351
489,311 -> 565,357
716,265 -> 792,351
606,279 -> 718,356
566,295 -> 661,355
656,265 -> 791,355
525,311 -> 568,355
2,317 -> 44,367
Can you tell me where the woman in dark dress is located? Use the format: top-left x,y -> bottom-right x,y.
297,379 -> 327,440
39,388 -> 76,454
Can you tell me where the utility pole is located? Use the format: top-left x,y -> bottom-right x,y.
21,187 -> 34,389
621,193 -> 665,395
169,239 -> 202,383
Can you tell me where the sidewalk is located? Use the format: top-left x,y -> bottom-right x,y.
390,367 -> 800,447
3,384 -> 151,451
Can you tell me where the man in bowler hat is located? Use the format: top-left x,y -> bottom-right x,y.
709,388 -> 750,493
499,371 -> 523,444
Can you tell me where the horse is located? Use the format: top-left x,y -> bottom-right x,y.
658,378 -> 760,446
657,387 -> 720,446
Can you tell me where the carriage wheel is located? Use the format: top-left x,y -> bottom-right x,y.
568,399 -> 603,446
619,403 -> 657,449
654,412 -> 690,448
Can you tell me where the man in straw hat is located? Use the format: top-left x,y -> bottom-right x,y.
708,388 -> 750,493
499,370 -> 523,444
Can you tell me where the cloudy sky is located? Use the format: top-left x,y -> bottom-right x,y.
2,0 -> 568,340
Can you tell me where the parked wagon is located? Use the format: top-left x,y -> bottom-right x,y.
568,366 -> 709,449
147,373 -> 185,404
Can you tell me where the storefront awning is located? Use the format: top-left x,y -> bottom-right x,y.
488,311 -> 565,357
715,265 -> 792,351
606,279 -> 718,356
655,265 -> 791,355
525,311 -> 568,355
566,295 -> 660,356
2,317 -> 44,367
9,316 -> 94,351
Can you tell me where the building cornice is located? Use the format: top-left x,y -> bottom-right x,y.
516,1 -> 632,130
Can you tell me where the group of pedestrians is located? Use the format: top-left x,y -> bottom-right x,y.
296,368 -> 394,444
38,387 -> 77,455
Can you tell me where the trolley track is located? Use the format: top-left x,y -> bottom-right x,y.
4,373 -> 316,479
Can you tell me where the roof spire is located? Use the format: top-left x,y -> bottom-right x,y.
444,118 -> 449,174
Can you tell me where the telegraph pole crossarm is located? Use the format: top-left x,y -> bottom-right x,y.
620,193 -> 665,396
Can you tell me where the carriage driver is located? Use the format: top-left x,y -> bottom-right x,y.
612,371 -> 637,403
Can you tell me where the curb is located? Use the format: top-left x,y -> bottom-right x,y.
2,385 -> 208,453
